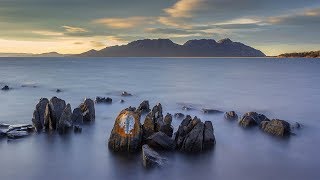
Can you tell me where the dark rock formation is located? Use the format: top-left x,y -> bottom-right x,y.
142,145 -> 165,169
57,104 -> 73,134
202,109 -> 223,114
174,113 -> 185,119
71,107 -> 83,125
142,103 -> 164,139
146,132 -> 175,150
120,99 -> 125,103
48,97 -> 66,130
74,125 -> 82,133
79,98 -> 95,122
56,89 -> 62,93
0,129 -> 6,137
224,111 -> 238,120
95,96 -> 112,104
32,98 -> 49,132
1,85 -> 10,91
159,113 -> 173,137
7,130 -> 29,139
260,119 -> 291,136
136,100 -> 150,113
239,112 -> 269,128
175,116 -> 215,153
108,108 -> 143,152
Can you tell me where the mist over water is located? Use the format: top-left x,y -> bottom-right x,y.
0,57 -> 319,180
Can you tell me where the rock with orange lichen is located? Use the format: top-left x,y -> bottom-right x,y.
108,108 -> 143,152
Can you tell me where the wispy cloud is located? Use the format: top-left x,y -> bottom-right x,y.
93,16 -> 152,29
31,30 -> 64,36
62,26 -> 88,33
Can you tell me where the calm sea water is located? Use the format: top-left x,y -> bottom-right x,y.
0,57 -> 319,180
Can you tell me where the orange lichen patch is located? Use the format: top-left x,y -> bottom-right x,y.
114,110 -> 141,137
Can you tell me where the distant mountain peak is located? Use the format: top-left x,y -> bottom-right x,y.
127,38 -> 177,48
218,38 -> 233,44
183,39 -> 217,48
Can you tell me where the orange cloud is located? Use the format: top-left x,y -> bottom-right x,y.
93,16 -> 152,29
62,26 -> 88,33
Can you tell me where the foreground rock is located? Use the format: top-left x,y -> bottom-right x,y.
71,107 -> 83,125
260,119 -> 291,137
32,98 -> 49,131
142,145 -> 165,169
7,124 -> 34,133
239,112 -> 269,128
224,111 -> 238,120
142,103 -> 164,139
57,104 -> 73,134
48,97 -> 66,130
146,132 -> 175,150
95,96 -> 112,104
136,100 -> 150,113
79,98 -> 95,122
160,113 -> 173,137
7,130 -> 29,139
108,108 -> 143,152
175,116 -> 216,152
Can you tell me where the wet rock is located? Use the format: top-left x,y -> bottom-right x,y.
1,85 -> 10,91
0,123 -> 11,128
48,97 -> 66,130
202,108 -> 223,114
142,145 -> 165,169
224,111 -> 238,120
142,103 -> 164,139
239,112 -> 269,128
174,113 -> 185,119
95,96 -> 112,104
7,124 -> 33,133
56,89 -> 62,93
108,108 -> 143,152
163,113 -> 172,125
146,132 -> 175,150
136,100 -> 150,113
182,106 -> 194,111
32,98 -> 49,132
159,113 -> 173,137
7,130 -> 29,139
120,99 -> 125,103
57,104 -> 73,134
260,119 -> 291,137
0,129 -> 6,137
79,98 -> 95,122
175,116 -> 215,153
74,125 -> 82,133
71,107 -> 83,125
121,91 -> 132,96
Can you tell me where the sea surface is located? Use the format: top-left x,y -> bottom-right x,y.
0,57 -> 319,180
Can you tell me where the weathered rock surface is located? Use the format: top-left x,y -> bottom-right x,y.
142,103 -> 164,139
174,113 -> 185,119
174,116 -> 215,153
146,132 -> 175,150
79,98 -> 95,122
260,119 -> 291,136
136,100 -> 150,113
57,104 -> 73,134
108,108 -> 143,152
224,111 -> 238,120
71,107 -> 83,125
239,112 -> 269,128
1,85 -> 10,91
95,96 -> 112,104
142,145 -> 165,169
202,108 -> 223,114
48,97 -> 66,130
159,113 -> 173,137
0,129 -> 6,137
7,130 -> 29,139
7,124 -> 34,133
32,98 -> 49,132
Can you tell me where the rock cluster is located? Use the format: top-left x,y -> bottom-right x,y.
1,85 -> 10,91
95,96 -> 112,104
31,97 -> 95,134
224,111 -> 238,120
238,112 -> 269,127
0,124 -> 34,139
136,100 -> 150,113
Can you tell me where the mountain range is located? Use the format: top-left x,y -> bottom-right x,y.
78,38 -> 266,57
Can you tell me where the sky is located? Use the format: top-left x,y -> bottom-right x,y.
0,0 -> 319,56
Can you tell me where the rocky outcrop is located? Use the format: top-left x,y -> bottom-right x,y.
79,98 -> 95,122
57,104 -> 73,134
175,116 -> 216,153
260,119 -> 291,136
71,107 -> 83,125
159,113 -> 173,137
146,132 -> 175,150
142,103 -> 164,139
95,96 -> 112,104
224,111 -> 238,120
108,108 -> 143,152
48,97 -> 66,130
142,145 -> 165,169
32,98 -> 49,132
136,100 -> 150,113
239,112 -> 269,128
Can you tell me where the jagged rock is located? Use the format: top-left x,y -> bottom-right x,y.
239,112 -> 269,128
174,113 -> 185,119
159,113 -> 173,137
175,116 -> 215,153
108,108 -> 142,152
203,121 -> 216,150
32,98 -> 49,132
95,96 -> 112,104
1,85 -> 10,91
71,107 -> 83,125
57,104 -> 72,134
79,98 -> 95,122
142,103 -> 163,139
146,132 -> 175,150
74,125 -> 82,133
48,97 -> 66,130
202,108 -> 223,114
142,145 -> 165,169
224,111 -> 238,120
137,100 -> 150,113
43,103 -> 52,131
260,119 -> 291,136
121,91 -> 132,96
163,113 -> 172,125
7,130 -> 29,139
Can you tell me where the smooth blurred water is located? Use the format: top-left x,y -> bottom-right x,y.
0,57 -> 319,180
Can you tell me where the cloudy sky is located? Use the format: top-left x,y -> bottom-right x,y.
0,0 -> 319,55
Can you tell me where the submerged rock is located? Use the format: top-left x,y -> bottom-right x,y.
202,108 -> 223,114
79,98 -> 95,122
95,96 -> 112,104
142,103 -> 164,139
146,132 -> 175,150
142,145 -> 165,169
57,104 -> 73,134
136,100 -> 150,113
224,111 -> 238,120
121,91 -> 132,97
56,89 -> 62,93
32,98 -> 49,132
1,85 -> 10,91
260,119 -> 291,137
239,112 -> 269,128
7,130 -> 29,139
120,99 -> 125,103
0,129 -> 6,137
108,108 -> 143,152
174,113 -> 185,119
